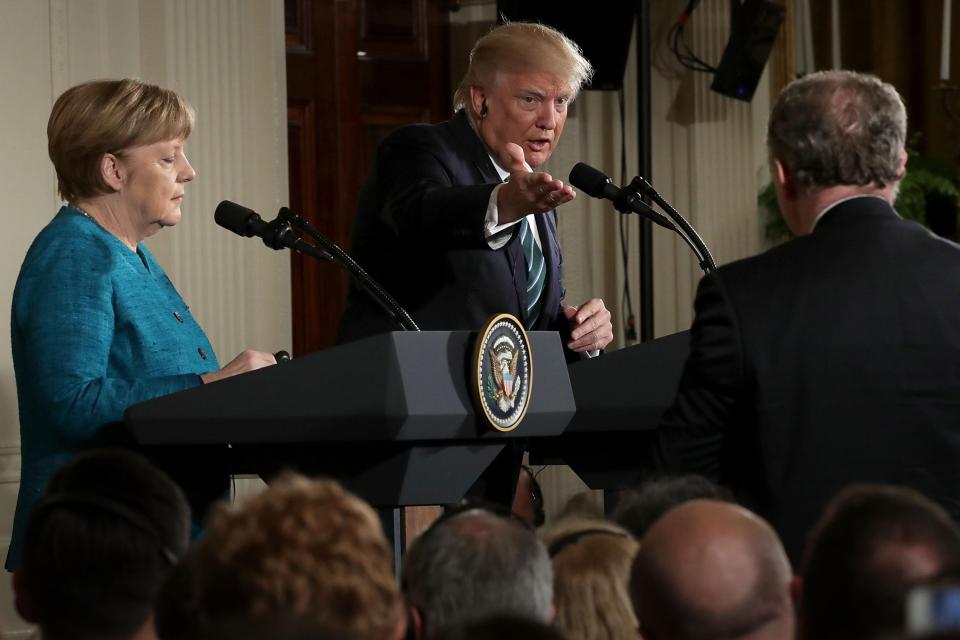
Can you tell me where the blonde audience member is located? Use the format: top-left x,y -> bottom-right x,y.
542,517 -> 639,640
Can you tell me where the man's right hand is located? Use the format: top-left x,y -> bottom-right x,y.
497,142 -> 576,224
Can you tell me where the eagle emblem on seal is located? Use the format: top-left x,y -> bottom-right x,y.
488,339 -> 520,413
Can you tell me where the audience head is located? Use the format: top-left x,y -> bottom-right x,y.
630,500 -> 794,640
542,517 -> 639,640
613,473 -> 733,539
798,484 -> 960,640
403,506 -> 553,638
155,474 -> 404,640
14,448 -> 190,640
768,70 -> 906,194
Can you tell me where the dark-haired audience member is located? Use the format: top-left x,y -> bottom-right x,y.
13,449 -> 190,640
542,518 -> 639,640
436,615 -> 567,640
798,484 -> 960,640
403,508 -> 553,638
630,500 -> 794,640
613,474 -> 733,539
652,69 -> 960,562
155,474 -> 405,640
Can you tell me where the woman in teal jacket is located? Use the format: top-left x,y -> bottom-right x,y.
6,79 -> 276,570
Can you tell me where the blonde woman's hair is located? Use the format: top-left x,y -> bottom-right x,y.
48,78 -> 194,202
541,517 -> 640,640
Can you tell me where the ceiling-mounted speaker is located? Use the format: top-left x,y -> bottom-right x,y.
496,1 -> 636,91
711,0 -> 785,102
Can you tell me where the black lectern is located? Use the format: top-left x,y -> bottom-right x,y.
529,331 -> 690,489
125,331 -> 575,507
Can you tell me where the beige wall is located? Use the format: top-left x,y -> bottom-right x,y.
0,1 -> 288,635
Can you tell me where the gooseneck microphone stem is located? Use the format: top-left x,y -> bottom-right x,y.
632,177 -> 717,273
569,163 -> 716,274
215,200 -> 419,332
277,208 -> 420,332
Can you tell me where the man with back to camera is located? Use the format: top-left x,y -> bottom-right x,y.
336,22 -> 613,359
650,70 -> 960,562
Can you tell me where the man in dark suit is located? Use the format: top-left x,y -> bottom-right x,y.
337,22 -> 613,358
653,70 -> 960,562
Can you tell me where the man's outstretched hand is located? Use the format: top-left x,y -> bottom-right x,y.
497,142 -> 575,223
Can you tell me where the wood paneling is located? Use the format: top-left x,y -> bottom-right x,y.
285,0 -> 451,355
806,0 -> 958,165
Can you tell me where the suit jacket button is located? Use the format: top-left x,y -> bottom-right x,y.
174,311 -> 184,323
198,347 -> 207,360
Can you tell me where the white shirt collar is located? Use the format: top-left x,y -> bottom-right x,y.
487,152 -> 532,182
490,155 -> 510,182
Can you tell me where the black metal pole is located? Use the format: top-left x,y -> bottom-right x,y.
637,0 -> 654,341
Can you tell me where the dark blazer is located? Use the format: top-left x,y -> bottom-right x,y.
336,110 -> 573,352
654,196 -> 960,561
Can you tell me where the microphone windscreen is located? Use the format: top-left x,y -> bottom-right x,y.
214,200 -> 258,236
569,163 -> 612,199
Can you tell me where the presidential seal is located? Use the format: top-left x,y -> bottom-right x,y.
472,314 -> 533,432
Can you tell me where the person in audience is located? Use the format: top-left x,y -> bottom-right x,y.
403,507 -> 553,638
155,474 -> 405,640
650,69 -> 960,561
542,517 -> 639,640
8,78 -> 276,570
512,465 -> 546,528
797,484 -> 960,640
13,449 -> 190,640
613,474 -> 733,539
630,499 -> 794,640
336,21 -> 612,360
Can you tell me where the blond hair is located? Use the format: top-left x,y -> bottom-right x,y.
171,474 -> 402,640
542,518 -> 639,640
453,22 -> 593,113
48,78 -> 194,202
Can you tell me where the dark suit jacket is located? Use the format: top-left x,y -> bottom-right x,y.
337,110 -> 573,352
655,196 -> 960,562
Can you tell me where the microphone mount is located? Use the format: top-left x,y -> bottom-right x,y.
569,163 -> 717,274
215,201 -> 419,332
612,177 -> 675,231
276,207 -> 420,332
630,176 -> 717,273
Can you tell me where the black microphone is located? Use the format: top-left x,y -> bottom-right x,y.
569,163 -> 675,231
214,201 -> 331,259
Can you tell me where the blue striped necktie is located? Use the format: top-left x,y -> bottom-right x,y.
519,217 -> 545,329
